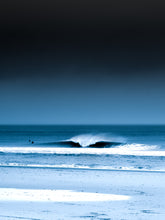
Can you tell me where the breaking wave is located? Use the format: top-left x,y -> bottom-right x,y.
43,134 -> 125,148
69,134 -> 124,147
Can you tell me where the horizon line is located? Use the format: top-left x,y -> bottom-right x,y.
0,124 -> 165,126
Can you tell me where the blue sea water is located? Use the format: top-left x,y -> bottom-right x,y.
0,125 -> 165,172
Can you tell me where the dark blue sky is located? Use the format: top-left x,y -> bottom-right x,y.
0,0 -> 165,124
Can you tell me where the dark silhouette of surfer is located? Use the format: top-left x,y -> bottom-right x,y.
29,139 -> 34,144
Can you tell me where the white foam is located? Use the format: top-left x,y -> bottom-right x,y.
0,145 -> 164,156
0,188 -> 130,202
118,143 -> 157,151
69,134 -> 125,147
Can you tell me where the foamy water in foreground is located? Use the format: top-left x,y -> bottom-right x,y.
0,188 -> 130,202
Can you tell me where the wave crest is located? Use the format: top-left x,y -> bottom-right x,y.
68,134 -> 124,147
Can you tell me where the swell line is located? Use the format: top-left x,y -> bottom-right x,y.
0,163 -> 165,173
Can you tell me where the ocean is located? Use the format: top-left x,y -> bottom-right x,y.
0,125 -> 165,172
0,125 -> 165,219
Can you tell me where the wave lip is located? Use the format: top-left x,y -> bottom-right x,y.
57,141 -> 82,147
88,141 -> 121,148
69,134 -> 124,147
57,140 -> 122,148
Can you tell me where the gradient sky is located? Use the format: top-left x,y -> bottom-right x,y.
0,0 -> 165,124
